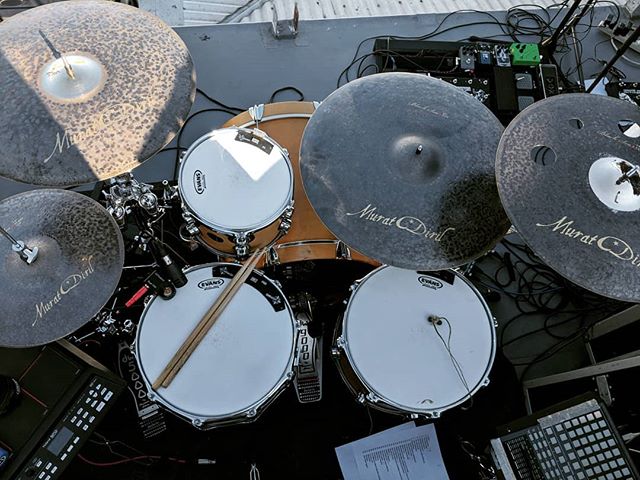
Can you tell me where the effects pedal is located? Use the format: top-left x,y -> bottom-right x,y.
459,45 -> 476,71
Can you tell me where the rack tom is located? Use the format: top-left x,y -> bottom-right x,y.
179,128 -> 294,257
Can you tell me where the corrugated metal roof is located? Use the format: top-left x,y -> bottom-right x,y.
230,0 -> 619,23
140,0 -> 625,26
184,0 -> 248,25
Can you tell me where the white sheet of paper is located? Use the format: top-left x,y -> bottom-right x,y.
352,423 -> 449,480
336,422 -> 416,480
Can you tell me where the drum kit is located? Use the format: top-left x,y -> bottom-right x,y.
1,0 -> 639,430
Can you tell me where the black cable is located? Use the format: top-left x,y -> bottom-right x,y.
195,88 -> 244,112
172,107 -> 237,180
268,86 -> 305,103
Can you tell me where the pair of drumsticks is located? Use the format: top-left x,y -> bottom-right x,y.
152,248 -> 265,390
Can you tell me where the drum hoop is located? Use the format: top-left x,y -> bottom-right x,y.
237,111 -> 314,128
178,127 -> 295,234
225,101 -> 317,129
134,262 -> 298,425
340,265 -> 496,415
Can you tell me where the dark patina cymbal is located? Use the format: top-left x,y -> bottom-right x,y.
0,189 -> 124,347
496,93 -> 640,302
0,0 -> 195,186
300,72 -> 509,270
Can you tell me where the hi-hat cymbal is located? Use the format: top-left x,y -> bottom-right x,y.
0,1 -> 195,186
300,72 -> 509,270
0,189 -> 124,347
496,93 -> 640,302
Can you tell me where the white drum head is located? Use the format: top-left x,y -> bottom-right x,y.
179,128 -> 293,232
136,264 -> 295,424
342,266 -> 495,415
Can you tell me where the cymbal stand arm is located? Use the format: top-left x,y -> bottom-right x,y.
0,224 -> 38,264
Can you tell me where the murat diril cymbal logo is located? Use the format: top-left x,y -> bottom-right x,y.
34,255 -> 95,326
345,204 -> 456,242
536,216 -> 640,265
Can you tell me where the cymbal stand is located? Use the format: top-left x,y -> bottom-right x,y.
0,224 -> 38,264
587,23 -> 640,93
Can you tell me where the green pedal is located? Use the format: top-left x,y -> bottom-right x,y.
510,43 -> 541,66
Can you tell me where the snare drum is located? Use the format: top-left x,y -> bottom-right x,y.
224,102 -> 378,267
135,263 -> 298,429
333,266 -> 496,418
179,128 -> 294,257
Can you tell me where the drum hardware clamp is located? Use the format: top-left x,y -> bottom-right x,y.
0,225 -> 38,264
249,104 -> 265,129
336,241 -> 353,261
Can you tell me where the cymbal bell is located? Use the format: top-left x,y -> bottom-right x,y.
0,0 -> 195,186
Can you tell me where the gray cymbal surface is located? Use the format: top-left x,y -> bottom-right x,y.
496,93 -> 640,302
0,0 -> 195,186
0,189 -> 124,347
300,72 -> 509,270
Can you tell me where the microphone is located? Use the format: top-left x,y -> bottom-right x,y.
150,239 -> 188,289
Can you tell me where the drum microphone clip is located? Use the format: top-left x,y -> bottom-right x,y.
149,238 -> 188,289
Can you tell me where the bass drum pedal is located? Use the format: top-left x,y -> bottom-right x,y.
293,310 -> 323,403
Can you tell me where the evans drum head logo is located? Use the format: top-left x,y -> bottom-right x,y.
193,170 -> 206,194
418,276 -> 443,290
198,278 -> 224,290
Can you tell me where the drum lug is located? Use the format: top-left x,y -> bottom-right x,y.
482,377 -> 491,387
356,393 -> 366,404
336,336 -> 346,350
279,205 -> 294,235
331,347 -> 341,357
192,418 -> 204,428
348,280 -> 360,292
493,317 -> 498,328
366,392 -> 380,404
265,247 -> 280,266
234,234 -> 249,258
246,408 -> 257,418
147,391 -> 157,401
182,213 -> 200,237
336,241 -> 352,260
286,371 -> 295,380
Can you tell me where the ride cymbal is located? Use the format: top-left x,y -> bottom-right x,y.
496,93 -> 640,302
0,0 -> 195,186
0,189 -> 124,347
300,72 -> 509,270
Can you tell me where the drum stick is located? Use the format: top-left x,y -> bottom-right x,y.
152,248 -> 265,390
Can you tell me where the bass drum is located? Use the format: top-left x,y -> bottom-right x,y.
333,266 -> 496,418
135,263 -> 298,429
224,102 -> 379,267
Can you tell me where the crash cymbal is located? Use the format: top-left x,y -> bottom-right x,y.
496,93 -> 640,302
0,189 -> 124,347
0,1 -> 195,186
300,72 -> 509,270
